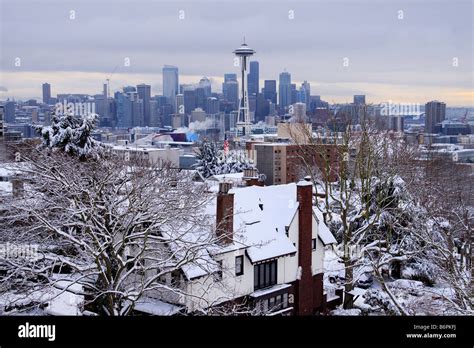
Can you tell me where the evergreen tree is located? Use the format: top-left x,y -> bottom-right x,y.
35,112 -> 103,159
194,139 -> 254,178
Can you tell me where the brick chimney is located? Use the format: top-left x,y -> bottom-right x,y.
295,180 -> 314,315
216,182 -> 234,245
242,168 -> 263,187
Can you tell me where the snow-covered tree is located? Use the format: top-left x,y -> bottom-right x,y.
34,112 -> 103,160
194,139 -> 254,178
0,147 -> 235,316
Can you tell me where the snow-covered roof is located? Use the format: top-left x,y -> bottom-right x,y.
249,283 -> 291,298
312,208 -> 337,245
134,297 -> 182,316
230,183 -> 298,263
210,172 -> 244,182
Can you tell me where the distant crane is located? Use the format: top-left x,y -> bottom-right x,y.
105,66 -> 118,99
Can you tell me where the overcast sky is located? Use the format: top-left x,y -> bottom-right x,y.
0,0 -> 472,106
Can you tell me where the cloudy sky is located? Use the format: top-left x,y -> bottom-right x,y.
1,0 -> 472,105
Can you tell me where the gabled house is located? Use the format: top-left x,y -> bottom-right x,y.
149,178 -> 337,316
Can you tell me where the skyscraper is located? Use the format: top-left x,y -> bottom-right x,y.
263,80 -> 277,104
176,94 -> 185,115
115,91 -> 133,129
248,61 -> 259,96
4,101 -> 15,123
137,84 -> 151,126
223,74 -> 239,107
425,101 -> 446,133
300,81 -> 311,109
163,65 -> 179,111
183,89 -> 196,115
279,72 -> 292,109
199,77 -> 212,98
42,83 -> 51,104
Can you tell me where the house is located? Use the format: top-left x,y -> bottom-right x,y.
148,178 -> 337,316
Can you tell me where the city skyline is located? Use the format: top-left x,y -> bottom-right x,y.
0,0 -> 472,106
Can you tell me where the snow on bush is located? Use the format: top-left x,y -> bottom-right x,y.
194,139 -> 254,178
35,112 -> 104,159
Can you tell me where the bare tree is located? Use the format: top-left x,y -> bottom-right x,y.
0,146 -> 233,316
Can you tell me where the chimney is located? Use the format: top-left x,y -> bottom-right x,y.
216,182 -> 234,245
242,167 -> 263,187
295,180 -> 314,315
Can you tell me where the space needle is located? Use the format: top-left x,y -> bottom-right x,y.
233,39 -> 255,137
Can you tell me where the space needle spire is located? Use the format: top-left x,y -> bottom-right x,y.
233,39 -> 255,136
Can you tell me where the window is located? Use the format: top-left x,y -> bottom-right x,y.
214,260 -> 223,282
256,293 -> 289,314
254,260 -> 278,290
312,238 -> 317,250
235,255 -> 244,276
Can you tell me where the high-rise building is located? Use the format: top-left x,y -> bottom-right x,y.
291,84 -> 298,105
263,80 -> 277,104
149,100 -> 160,127
176,94 -> 185,115
4,101 -> 15,123
354,95 -> 366,105
206,97 -> 219,115
199,77 -> 212,98
223,74 -> 239,108
163,65 -> 179,111
279,72 -> 292,109
248,61 -> 259,96
115,91 -> 133,129
42,83 -> 51,104
300,81 -> 311,109
183,89 -> 196,115
425,101 -> 446,133
195,87 -> 206,110
137,84 -> 151,126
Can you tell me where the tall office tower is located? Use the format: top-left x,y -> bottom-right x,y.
149,100 -> 160,127
301,81 -> 311,109
263,80 -> 277,104
279,71 -> 292,109
163,65 -> 179,111
42,83 -> 51,104
183,89 -> 196,115
293,102 -> 307,122
4,101 -> 15,123
195,87 -> 206,110
233,40 -> 255,136
115,91 -> 133,129
176,94 -> 185,115
256,93 -> 270,122
206,97 -> 219,115
291,84 -> 298,105
199,77 -> 212,98
354,95 -> 366,105
137,84 -> 151,126
248,61 -> 259,96
223,74 -> 239,107
425,100 -> 446,133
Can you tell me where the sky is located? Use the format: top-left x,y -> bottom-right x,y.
0,0 -> 473,106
